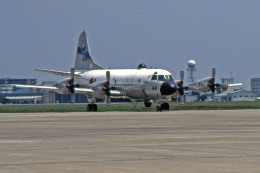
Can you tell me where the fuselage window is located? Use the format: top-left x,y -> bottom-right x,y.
169,75 -> 173,80
158,75 -> 165,81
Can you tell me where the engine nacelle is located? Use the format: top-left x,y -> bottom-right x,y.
221,83 -> 228,91
53,79 -> 71,94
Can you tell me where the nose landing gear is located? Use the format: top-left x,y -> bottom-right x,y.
87,104 -> 98,111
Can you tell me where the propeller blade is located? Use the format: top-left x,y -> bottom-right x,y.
211,91 -> 215,102
178,71 -> 185,105
180,71 -> 184,83
105,71 -> 111,106
106,71 -> 110,83
107,96 -> 111,106
70,68 -> 75,103
212,68 -> 216,80
180,95 -> 184,105
70,68 -> 75,82
71,93 -> 75,103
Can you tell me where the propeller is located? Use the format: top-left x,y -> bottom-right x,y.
177,71 -> 184,105
66,68 -> 75,103
207,68 -> 217,102
104,71 -> 111,106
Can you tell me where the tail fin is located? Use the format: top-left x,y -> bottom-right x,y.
74,31 -> 104,71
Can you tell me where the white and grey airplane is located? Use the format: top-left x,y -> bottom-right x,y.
186,68 -> 243,101
12,31 -> 185,111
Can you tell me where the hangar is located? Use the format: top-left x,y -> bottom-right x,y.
215,90 -> 255,101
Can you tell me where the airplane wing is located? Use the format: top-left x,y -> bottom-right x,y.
10,84 -> 94,94
10,84 -> 59,91
35,69 -> 82,77
11,84 -> 124,97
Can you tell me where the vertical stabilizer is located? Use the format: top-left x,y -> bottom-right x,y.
74,31 -> 104,71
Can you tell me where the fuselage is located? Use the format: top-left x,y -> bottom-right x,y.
76,68 -> 176,100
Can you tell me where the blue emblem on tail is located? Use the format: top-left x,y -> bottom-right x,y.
77,47 -> 93,61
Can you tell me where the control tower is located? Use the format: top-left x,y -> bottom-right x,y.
187,60 -> 196,83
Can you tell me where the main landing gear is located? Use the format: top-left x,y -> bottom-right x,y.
156,103 -> 169,112
87,104 -> 98,111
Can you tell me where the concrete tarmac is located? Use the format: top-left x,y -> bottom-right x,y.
0,110 -> 260,173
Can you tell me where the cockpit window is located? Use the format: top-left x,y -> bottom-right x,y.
151,73 -> 172,81
151,72 -> 158,80
151,75 -> 157,80
158,75 -> 165,81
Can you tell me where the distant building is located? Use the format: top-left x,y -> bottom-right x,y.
215,90 -> 255,101
221,78 -> 234,84
41,81 -> 56,103
6,88 -> 43,104
185,94 -> 198,102
0,78 -> 37,93
251,78 -> 260,97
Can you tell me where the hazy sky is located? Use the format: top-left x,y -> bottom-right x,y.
1,0 -> 260,89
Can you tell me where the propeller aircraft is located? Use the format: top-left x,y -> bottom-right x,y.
11,31 -> 242,111
186,68 -> 243,101
11,31 -> 183,111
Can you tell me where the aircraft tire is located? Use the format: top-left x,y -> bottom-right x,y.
164,103 -> 169,110
144,102 -> 152,107
93,104 -> 98,111
161,103 -> 169,111
87,104 -> 93,111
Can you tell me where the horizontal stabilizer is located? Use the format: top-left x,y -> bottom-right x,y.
228,83 -> 243,87
35,69 -> 82,77
110,90 -> 125,97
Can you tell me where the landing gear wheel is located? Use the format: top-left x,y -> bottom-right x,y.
164,103 -> 169,110
87,104 -> 93,111
144,102 -> 152,107
161,104 -> 165,111
159,103 -> 169,111
92,104 -> 98,111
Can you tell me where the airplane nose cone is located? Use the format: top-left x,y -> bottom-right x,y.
160,82 -> 177,95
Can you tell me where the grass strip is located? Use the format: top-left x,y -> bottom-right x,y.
1,101 -> 260,113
